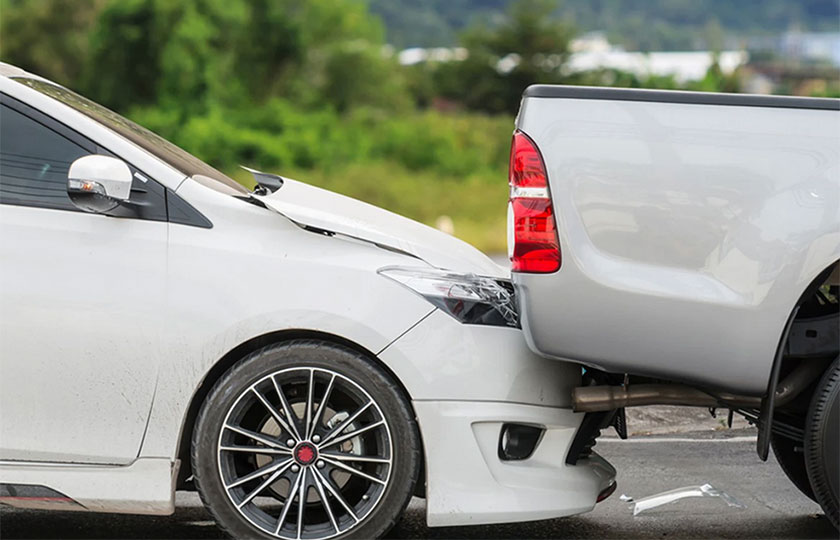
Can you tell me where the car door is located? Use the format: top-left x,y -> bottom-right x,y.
0,97 -> 167,465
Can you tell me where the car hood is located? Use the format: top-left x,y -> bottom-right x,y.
255,176 -> 506,277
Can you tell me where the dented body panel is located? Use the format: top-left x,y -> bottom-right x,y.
256,177 -> 505,277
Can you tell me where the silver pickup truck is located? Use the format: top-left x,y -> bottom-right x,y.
508,85 -> 839,527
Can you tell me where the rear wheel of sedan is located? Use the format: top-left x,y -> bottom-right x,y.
192,340 -> 421,539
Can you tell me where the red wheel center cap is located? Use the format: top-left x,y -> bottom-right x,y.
294,442 -> 317,465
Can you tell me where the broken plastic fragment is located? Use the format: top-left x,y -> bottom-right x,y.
619,494 -> 634,502
631,483 -> 745,516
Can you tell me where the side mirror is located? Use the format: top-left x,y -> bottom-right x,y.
67,155 -> 132,214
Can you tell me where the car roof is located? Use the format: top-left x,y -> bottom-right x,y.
0,62 -> 49,82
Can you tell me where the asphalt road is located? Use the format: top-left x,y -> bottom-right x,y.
1,429 -> 834,539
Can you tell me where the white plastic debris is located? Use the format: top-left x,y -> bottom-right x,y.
619,494 -> 634,502
631,483 -> 745,516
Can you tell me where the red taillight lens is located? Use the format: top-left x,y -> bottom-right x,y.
508,131 -> 560,273
510,198 -> 560,272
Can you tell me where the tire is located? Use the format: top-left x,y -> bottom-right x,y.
804,358 -> 839,530
192,340 -> 421,539
771,434 -> 816,502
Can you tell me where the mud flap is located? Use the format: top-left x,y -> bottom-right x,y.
757,306 -> 799,460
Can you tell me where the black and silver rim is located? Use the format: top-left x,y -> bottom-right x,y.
217,367 -> 393,539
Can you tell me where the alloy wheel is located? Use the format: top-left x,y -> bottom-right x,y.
217,367 -> 393,539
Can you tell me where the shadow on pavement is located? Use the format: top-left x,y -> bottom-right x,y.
1,504 -> 835,540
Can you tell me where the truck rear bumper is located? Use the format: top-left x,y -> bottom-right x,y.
413,399 -> 616,527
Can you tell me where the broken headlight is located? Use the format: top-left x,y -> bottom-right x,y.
378,266 -> 519,328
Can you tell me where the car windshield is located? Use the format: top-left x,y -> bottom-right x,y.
11,77 -> 249,196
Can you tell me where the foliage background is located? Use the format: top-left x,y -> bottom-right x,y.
371,0 -> 839,50
1,0 -> 836,252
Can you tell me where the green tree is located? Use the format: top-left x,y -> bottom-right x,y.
434,0 -> 576,113
279,0 -> 409,112
228,0 -> 304,101
83,0 -> 246,113
81,0 -> 407,115
0,0 -> 104,85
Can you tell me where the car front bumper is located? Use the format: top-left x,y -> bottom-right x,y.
379,309 -> 616,527
414,400 -> 615,526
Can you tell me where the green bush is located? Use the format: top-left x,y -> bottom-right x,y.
128,102 -> 513,179
127,103 -> 513,253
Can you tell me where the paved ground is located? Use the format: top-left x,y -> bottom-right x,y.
1,427 -> 834,539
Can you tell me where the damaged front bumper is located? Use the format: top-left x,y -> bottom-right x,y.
413,400 -> 617,526
379,308 -> 617,527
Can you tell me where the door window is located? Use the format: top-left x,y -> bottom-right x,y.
0,103 -> 89,211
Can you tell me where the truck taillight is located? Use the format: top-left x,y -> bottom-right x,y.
508,130 -> 560,273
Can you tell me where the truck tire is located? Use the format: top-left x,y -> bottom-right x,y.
771,434 -> 815,502
805,358 -> 839,530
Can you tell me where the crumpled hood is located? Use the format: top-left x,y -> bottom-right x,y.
256,176 -> 506,278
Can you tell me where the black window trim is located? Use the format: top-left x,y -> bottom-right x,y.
0,92 -> 212,228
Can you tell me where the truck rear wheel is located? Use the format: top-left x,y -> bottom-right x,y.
805,358 -> 839,529
771,434 -> 815,502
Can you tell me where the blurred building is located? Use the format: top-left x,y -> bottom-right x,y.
749,31 -> 840,66
399,32 -> 749,84
398,47 -> 468,65
745,31 -> 840,95
565,49 -> 748,82
565,32 -> 747,83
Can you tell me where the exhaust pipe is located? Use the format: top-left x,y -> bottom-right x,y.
572,360 -> 827,412
572,384 -> 758,412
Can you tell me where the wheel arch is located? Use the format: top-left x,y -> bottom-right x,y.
774,258 -> 839,384
173,328 -> 423,490
757,259 -> 839,459
780,258 -> 839,372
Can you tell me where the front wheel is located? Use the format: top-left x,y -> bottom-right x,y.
192,340 -> 421,539
805,358 -> 839,530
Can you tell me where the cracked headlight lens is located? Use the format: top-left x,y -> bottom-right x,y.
378,266 -> 519,328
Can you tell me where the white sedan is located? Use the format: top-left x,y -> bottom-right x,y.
0,63 -> 615,539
